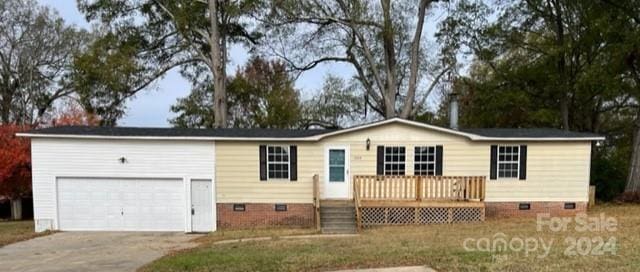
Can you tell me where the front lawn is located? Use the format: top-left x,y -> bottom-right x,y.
142,204 -> 640,272
0,220 -> 47,247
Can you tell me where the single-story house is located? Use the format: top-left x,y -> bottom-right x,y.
18,118 -> 604,233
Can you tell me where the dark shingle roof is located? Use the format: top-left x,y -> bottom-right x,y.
27,126 -> 332,138
460,128 -> 602,139
22,119 -> 604,140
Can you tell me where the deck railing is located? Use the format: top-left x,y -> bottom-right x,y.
352,175 -> 486,230
354,175 -> 486,202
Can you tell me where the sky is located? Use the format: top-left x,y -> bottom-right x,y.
38,0 -> 442,127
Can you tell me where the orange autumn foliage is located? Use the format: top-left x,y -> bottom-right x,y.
50,104 -> 101,126
0,124 -> 32,199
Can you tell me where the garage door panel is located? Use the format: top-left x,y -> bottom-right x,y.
57,178 -> 184,231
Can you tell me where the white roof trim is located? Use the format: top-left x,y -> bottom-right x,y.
313,118 -> 604,141
15,133 -> 319,141
16,118 -> 605,142
312,118 -> 477,140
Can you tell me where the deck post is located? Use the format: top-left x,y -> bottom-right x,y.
354,178 -> 363,231
313,174 -> 321,231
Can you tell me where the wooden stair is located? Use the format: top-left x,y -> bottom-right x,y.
320,200 -> 357,234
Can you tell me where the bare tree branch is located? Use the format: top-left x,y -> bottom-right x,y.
410,66 -> 450,116
401,0 -> 430,118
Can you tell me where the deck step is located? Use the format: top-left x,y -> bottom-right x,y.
320,200 -> 355,207
320,213 -> 355,219
321,218 -> 356,226
320,206 -> 356,213
320,202 -> 357,234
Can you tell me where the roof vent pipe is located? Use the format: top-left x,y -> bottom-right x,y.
449,92 -> 459,130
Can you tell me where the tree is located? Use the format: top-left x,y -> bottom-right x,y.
75,0 -> 261,127
48,100 -> 101,126
300,75 -> 364,128
170,84 -> 217,128
0,124 -> 31,220
0,0 -> 88,125
597,0 -> 640,193
445,0 -> 640,198
443,0 -> 634,131
171,56 -> 302,128
260,0 -> 450,119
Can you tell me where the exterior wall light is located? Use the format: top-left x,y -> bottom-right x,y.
366,138 -> 371,150
119,157 -> 127,164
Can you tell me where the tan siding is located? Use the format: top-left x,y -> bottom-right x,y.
215,122 -> 593,203
216,142 -> 319,203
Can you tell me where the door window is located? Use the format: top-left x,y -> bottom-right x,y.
329,149 -> 345,182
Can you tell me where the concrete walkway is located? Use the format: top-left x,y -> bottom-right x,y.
212,233 -> 358,245
0,232 -> 201,272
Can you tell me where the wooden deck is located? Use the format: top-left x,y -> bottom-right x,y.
353,175 -> 487,229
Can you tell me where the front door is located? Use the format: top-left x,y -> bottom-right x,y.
191,179 -> 213,232
324,146 -> 350,199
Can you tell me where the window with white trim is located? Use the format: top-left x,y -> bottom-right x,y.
414,146 -> 436,176
498,145 -> 519,178
384,146 -> 405,175
267,146 -> 289,179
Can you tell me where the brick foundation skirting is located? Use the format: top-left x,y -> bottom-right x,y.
485,201 -> 588,218
217,203 -> 314,229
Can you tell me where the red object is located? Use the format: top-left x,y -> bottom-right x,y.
0,124 -> 32,199
50,104 -> 101,126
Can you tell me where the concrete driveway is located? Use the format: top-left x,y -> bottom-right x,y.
0,232 -> 202,272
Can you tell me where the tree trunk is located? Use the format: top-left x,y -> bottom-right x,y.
209,0 -> 227,128
10,198 -> 23,220
380,0 -> 397,119
560,95 -> 570,130
1,91 -> 12,124
626,114 -> 640,192
548,0 -> 571,131
399,0 -> 429,119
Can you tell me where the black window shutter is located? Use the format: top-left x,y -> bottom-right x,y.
259,145 -> 267,181
519,145 -> 527,180
435,145 -> 443,176
490,145 -> 498,180
289,145 -> 297,181
376,145 -> 384,175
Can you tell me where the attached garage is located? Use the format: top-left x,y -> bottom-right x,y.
26,135 -> 216,233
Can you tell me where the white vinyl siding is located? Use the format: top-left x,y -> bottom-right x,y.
30,138 -> 215,232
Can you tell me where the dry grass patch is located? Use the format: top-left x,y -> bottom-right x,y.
0,220 -> 49,247
142,204 -> 640,272
193,227 -> 320,244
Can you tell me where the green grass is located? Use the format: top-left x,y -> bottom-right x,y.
142,204 -> 640,272
0,220 -> 48,247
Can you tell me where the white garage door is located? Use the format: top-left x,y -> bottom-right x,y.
57,178 -> 184,231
